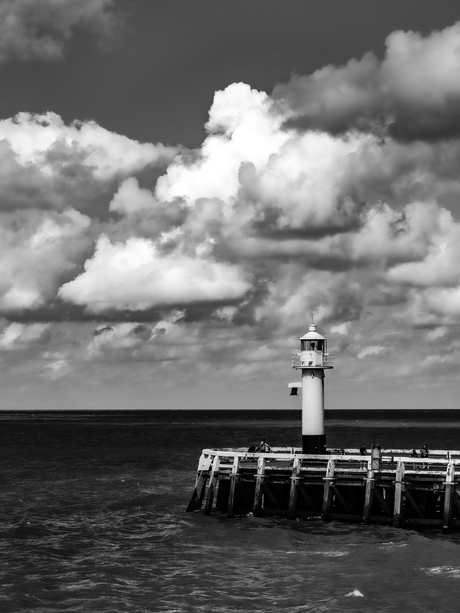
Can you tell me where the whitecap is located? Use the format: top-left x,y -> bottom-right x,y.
316,550 -> 349,557
379,542 -> 407,551
345,589 -> 364,597
424,566 -> 460,578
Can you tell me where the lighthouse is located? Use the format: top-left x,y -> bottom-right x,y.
289,324 -> 334,454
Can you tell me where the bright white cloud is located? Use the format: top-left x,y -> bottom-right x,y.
58,235 -> 250,312
156,82 -> 290,203
250,130 -> 367,231
0,113 -> 177,181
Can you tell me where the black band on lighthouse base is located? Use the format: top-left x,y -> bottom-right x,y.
302,434 -> 326,455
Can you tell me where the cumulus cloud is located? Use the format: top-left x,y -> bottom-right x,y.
0,0 -> 117,63
0,111 -> 178,318
109,177 -> 156,215
274,22 -> 460,141
357,345 -> 386,359
156,82 -> 290,203
238,130 -> 368,234
3,22 -> 460,403
0,322 -> 49,350
0,208 -> 91,311
0,112 -> 178,233
387,207 -> 460,287
0,113 -> 177,183
274,52 -> 384,135
58,235 -> 250,312
422,287 -> 460,318
382,24 -> 460,139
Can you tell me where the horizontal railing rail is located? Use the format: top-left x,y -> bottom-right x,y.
201,447 -> 460,461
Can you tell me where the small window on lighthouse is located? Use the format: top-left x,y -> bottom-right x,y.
301,340 -> 307,351
317,340 -> 323,351
311,342 -> 316,351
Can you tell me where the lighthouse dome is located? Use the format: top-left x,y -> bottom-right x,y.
299,323 -> 326,341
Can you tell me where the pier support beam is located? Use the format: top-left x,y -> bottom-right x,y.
393,461 -> 405,528
186,454 -> 212,512
204,456 -> 220,516
227,456 -> 240,518
288,457 -> 301,519
321,458 -> 335,521
443,461 -> 455,533
363,446 -> 380,524
253,457 -> 265,516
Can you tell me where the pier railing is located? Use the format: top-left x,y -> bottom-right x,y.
187,447 -> 460,531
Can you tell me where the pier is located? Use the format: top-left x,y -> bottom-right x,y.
186,323 -> 460,531
186,446 -> 460,531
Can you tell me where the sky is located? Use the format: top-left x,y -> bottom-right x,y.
1,0 -> 460,410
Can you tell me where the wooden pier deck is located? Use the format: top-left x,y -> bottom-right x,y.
186,447 -> 460,532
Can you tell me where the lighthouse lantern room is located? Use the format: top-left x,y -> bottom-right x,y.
290,323 -> 334,455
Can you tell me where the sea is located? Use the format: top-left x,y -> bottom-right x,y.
1,408 -> 460,613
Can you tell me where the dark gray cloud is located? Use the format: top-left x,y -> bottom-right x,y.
0,0 -> 118,63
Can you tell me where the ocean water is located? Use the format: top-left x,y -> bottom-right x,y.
2,409 -> 460,613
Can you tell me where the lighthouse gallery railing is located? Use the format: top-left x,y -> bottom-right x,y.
291,352 -> 335,369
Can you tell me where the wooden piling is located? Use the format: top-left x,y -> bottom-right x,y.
321,458 -> 335,521
253,456 -> 265,516
393,461 -> 405,528
363,462 -> 374,524
186,454 -> 212,512
288,457 -> 301,519
204,455 -> 220,515
363,446 -> 380,524
443,461 -> 455,533
227,455 -> 240,518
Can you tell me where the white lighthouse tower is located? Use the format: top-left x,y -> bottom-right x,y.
289,323 -> 334,454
